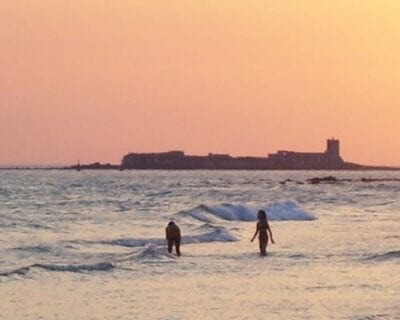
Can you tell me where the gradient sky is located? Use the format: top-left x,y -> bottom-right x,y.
1,1 -> 400,166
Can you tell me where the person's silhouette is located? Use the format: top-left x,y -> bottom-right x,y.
166,221 -> 181,256
251,210 -> 274,255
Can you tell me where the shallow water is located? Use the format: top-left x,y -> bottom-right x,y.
0,170 -> 399,319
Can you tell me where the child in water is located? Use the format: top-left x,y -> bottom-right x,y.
166,221 -> 181,256
251,210 -> 274,256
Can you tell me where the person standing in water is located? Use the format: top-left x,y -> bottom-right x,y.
251,210 -> 274,256
166,221 -> 181,256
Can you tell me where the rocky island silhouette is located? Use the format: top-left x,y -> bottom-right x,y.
70,139 -> 399,171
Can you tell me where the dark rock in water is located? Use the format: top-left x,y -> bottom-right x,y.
280,179 -> 304,185
361,178 -> 400,183
308,176 -> 338,184
307,176 -> 355,184
361,178 -> 379,183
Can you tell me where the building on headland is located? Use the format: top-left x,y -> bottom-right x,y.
266,138 -> 344,169
121,138 -> 357,170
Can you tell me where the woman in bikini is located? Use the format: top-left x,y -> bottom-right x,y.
251,210 -> 274,256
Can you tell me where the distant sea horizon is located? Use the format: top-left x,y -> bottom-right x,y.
0,164 -> 70,169
2,165 -> 400,171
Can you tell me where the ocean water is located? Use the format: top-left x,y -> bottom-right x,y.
0,170 -> 399,320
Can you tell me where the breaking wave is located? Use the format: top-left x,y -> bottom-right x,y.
11,245 -> 53,253
36,262 -> 114,272
0,227 -> 238,278
135,244 -> 177,261
0,262 -> 114,277
106,226 -> 238,248
365,250 -> 400,262
182,200 -> 315,222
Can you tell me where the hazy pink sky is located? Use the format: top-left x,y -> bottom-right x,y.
1,1 -> 400,166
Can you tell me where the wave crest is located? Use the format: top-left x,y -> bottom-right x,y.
366,250 -> 400,262
35,262 -> 114,272
0,262 -> 114,278
184,201 -> 315,222
105,226 -> 238,248
136,244 -> 176,261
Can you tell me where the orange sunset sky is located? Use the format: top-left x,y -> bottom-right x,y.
1,1 -> 400,166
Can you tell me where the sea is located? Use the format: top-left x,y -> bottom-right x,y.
0,170 -> 399,320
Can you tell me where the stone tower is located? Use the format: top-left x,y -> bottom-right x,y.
326,138 -> 340,158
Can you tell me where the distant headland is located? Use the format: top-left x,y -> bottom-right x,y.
69,139 -> 399,171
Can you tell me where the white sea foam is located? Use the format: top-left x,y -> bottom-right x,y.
260,200 -> 316,221
185,200 -> 315,222
184,226 -> 238,243
35,262 -> 114,272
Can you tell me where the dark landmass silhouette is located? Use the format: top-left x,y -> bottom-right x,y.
115,139 -> 399,170
1,139 -> 399,171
